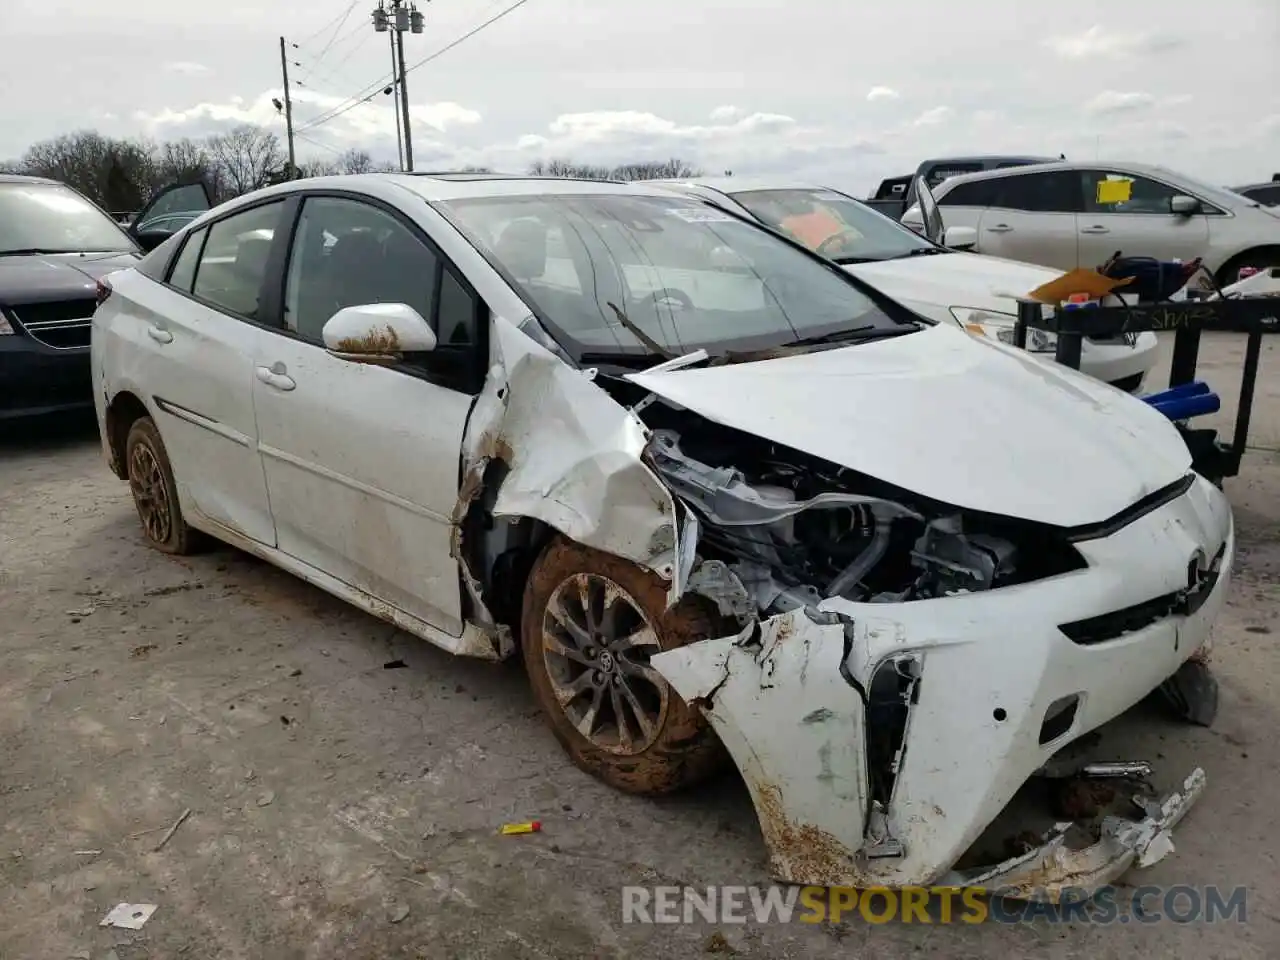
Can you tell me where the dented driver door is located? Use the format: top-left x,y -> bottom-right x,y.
250,194 -> 480,639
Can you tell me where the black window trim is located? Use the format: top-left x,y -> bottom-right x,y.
266,188 -> 491,396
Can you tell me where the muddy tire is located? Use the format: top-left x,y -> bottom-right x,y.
125,416 -> 202,555
521,535 -> 727,795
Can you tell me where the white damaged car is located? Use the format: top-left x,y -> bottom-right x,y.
648,176 -> 1160,392
92,174 -> 1229,900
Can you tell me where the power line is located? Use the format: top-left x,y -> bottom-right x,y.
295,0 -> 533,134
401,0 -> 533,76
294,131 -> 344,156
312,1 -> 360,63
294,2 -> 360,48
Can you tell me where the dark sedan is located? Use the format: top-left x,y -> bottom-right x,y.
0,175 -> 209,419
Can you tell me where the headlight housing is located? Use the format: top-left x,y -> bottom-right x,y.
950,306 -> 1057,353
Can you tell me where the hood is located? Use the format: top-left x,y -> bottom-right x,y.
845,252 -> 1061,316
626,323 -> 1191,527
0,252 -> 139,305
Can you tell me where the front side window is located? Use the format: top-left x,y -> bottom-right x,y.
990,172 -> 1081,213
283,196 -> 439,345
1081,170 -> 1179,215
0,182 -> 136,255
435,193 -> 915,362
730,188 -> 936,264
192,201 -> 285,321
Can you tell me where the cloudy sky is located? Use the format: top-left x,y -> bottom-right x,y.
1,0 -> 1277,194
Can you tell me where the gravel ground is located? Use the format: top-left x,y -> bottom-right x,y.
2,332 -> 1279,959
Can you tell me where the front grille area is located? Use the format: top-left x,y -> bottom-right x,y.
1059,543 -> 1227,646
9,299 -> 96,349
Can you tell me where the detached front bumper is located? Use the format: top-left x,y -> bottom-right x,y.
1081,332 -> 1159,392
653,474 -> 1232,896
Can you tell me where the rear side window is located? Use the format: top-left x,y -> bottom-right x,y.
990,172 -> 1081,213
938,180 -> 1000,208
192,201 -> 286,322
167,227 -> 207,292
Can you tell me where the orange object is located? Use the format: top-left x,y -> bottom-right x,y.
500,821 -> 542,835
779,210 -> 845,251
1024,268 -> 1132,305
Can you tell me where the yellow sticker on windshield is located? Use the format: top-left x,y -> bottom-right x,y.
1096,178 -> 1132,205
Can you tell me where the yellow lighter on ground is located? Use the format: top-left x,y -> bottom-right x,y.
500,821 -> 542,835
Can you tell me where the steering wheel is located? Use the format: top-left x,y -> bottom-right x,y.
815,230 -> 863,258
634,287 -> 693,310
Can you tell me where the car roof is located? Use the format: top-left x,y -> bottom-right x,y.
1233,181 -> 1280,192
232,172 -> 679,206
917,155 -> 1059,167
0,173 -> 61,186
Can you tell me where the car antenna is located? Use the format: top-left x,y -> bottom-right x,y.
606,301 -> 676,359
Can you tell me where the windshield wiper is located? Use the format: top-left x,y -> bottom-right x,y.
786,323 -> 919,348
605,301 -> 676,360
0,247 -> 83,257
832,255 -> 878,265
892,247 -> 949,259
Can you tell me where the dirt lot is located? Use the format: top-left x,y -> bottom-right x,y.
3,333 -> 1280,959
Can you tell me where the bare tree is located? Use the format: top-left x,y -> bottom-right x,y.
611,158 -> 703,181
528,157 -> 702,181
18,131 -> 156,207
207,124 -> 283,198
296,158 -> 340,178
336,148 -> 375,175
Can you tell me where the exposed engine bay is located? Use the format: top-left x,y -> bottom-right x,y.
638,413 -> 1083,618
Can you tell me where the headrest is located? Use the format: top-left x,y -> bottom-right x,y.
234,234 -> 272,277
493,218 -> 547,280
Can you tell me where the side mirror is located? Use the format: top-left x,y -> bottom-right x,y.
1170,194 -> 1200,216
322,303 -> 436,364
943,226 -> 978,251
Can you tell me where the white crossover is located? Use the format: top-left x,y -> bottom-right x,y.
902,159 -> 1280,285
91,173 -> 1229,899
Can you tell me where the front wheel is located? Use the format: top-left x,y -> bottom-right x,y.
521,536 -> 727,795
125,416 -> 202,555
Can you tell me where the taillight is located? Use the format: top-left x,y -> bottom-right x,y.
95,278 -> 113,307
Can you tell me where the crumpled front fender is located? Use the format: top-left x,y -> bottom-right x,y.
455,316 -> 689,613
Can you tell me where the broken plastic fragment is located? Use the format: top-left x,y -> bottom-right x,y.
100,903 -> 157,930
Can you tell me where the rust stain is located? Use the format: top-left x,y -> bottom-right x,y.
336,323 -> 401,355
752,779 -> 856,887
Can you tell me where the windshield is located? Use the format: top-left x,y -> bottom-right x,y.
0,182 -> 136,254
728,188 -> 936,263
435,193 -> 915,362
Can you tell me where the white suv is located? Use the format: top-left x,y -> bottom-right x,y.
903,160 -> 1280,285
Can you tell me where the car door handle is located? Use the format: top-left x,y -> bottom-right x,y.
986,223 -> 1013,233
255,364 -> 296,392
146,325 -> 173,344
1081,225 -> 1110,234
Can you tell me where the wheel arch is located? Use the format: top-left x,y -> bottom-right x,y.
1214,244 -> 1280,286
104,390 -> 152,480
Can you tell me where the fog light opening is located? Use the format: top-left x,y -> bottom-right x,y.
1039,694 -> 1081,745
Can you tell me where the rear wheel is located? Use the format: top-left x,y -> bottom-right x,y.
521,536 -> 727,795
125,416 -> 202,555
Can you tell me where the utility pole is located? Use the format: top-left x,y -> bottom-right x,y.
373,1 -> 423,172
388,29 -> 404,169
278,36 -> 296,175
